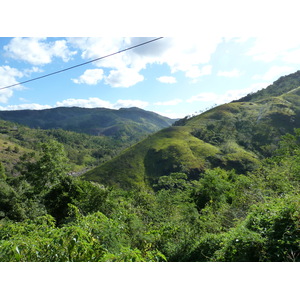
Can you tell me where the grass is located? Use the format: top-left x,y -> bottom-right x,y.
82,126 -> 220,189
83,88 -> 300,189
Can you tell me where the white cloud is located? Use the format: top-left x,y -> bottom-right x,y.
159,37 -> 221,77
0,65 -> 24,103
114,99 -> 148,109
156,76 -> 177,84
247,37 -> 300,63
0,103 -> 52,110
68,37 -> 222,87
51,39 -> 77,62
153,110 -> 185,119
252,66 -> 295,81
104,68 -> 144,87
185,65 -> 212,78
155,99 -> 182,106
4,37 -> 77,65
283,48 -> 300,64
0,97 -> 149,111
217,68 -> 242,78
56,97 -> 113,109
186,82 -> 269,105
67,37 -> 127,69
22,66 -> 43,77
72,68 -> 104,85
186,92 -> 222,104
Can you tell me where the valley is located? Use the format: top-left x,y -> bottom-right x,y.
0,71 -> 299,262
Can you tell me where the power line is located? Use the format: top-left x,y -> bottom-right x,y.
0,37 -> 164,91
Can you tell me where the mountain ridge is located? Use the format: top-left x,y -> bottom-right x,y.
0,106 -> 177,141
82,70 -> 300,189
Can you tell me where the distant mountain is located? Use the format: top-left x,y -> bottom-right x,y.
82,70 -> 300,189
0,107 -> 177,142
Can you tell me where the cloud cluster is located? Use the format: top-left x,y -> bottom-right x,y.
56,97 -> 113,109
68,37 -> 221,87
252,66 -> 296,81
4,37 -> 77,65
0,97 -> 150,111
246,37 -> 300,64
217,68 -> 242,78
104,68 -> 144,88
3,36 -> 300,113
56,98 -> 148,110
0,65 -> 24,103
0,103 -> 52,110
156,76 -> 177,84
186,82 -> 269,105
155,99 -> 182,106
72,69 -> 104,85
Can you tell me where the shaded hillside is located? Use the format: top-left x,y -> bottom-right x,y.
83,70 -> 300,189
83,126 -> 221,189
0,107 -> 176,142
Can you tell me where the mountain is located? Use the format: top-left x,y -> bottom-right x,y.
82,70 -> 300,189
0,107 -> 176,142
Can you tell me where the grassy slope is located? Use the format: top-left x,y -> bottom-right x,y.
82,79 -> 300,189
83,126 -> 220,189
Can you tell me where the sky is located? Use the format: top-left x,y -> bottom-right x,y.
1,1 -> 300,122
1,36 -> 300,119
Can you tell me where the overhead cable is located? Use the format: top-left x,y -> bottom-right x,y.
0,37 -> 164,91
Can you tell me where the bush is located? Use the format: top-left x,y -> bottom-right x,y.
244,196 -> 300,261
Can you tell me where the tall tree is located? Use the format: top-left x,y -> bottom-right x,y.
24,140 -> 70,194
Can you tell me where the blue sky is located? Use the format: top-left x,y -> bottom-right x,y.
1,36 -> 300,118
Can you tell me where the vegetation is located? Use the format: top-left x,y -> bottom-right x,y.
0,119 -> 150,175
83,91 -> 300,189
1,71 -> 300,261
0,106 -> 175,141
0,128 -> 299,261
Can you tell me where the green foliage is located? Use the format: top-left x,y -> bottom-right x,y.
0,215 -> 105,262
22,140 -> 70,194
83,126 -> 219,189
212,227 -> 266,262
154,172 -> 189,190
84,74 -> 300,189
187,233 -> 225,261
2,72 -> 300,262
191,168 -> 237,211
44,177 -> 109,225
243,197 -> 300,261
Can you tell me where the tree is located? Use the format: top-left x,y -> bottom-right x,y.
43,177 -> 109,225
191,168 -> 237,211
23,140 -> 70,194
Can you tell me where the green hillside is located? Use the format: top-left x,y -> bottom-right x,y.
1,71 -> 300,262
0,119 -> 137,175
83,71 -> 300,189
83,126 -> 220,189
0,107 -> 176,142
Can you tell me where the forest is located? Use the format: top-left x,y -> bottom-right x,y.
0,129 -> 299,261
